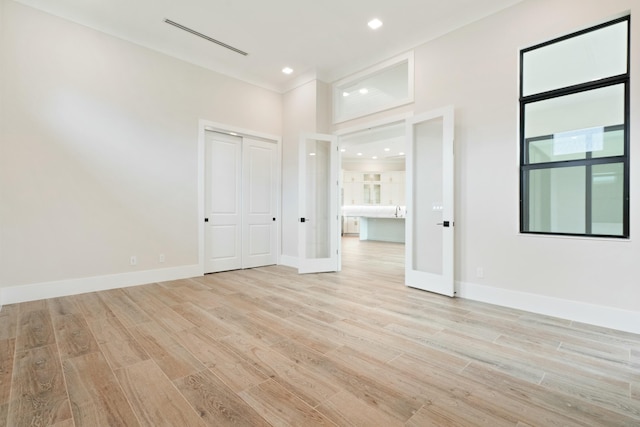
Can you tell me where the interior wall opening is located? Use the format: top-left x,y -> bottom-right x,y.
338,121 -> 406,272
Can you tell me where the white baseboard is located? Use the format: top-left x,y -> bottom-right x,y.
278,255 -> 298,269
1,264 -> 202,305
457,281 -> 640,335
3,264 -> 637,336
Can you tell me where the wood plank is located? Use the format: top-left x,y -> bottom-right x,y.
461,361 -> 640,426
247,310 -> 342,355
218,331 -> 340,407
0,339 -> 15,405
316,390 -> 404,427
15,309 -> 55,351
406,399 -> 517,427
170,303 -> 233,339
427,329 -> 546,384
0,403 -> 7,427
174,369 -> 271,426
207,306 -> 287,346
631,382 -> 640,401
72,292 -> 114,321
63,351 -> 140,426
17,300 -> 48,312
496,333 -> 640,384
123,286 -> 196,333
7,345 -> 72,426
541,372 -> 640,419
248,343 -> 340,407
99,338 -> 149,371
239,379 -> 335,427
0,305 -> 18,341
87,313 -> 134,344
51,418 -> 76,427
399,354 -> 587,427
47,297 -> 82,317
171,327 -> 268,393
287,313 -> 402,363
270,338 -> 420,422
52,313 -> 100,359
115,359 -> 207,427
99,289 -> 151,328
129,322 -> 204,380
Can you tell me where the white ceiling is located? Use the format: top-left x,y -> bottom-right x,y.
340,122 -> 405,161
14,0 -> 524,92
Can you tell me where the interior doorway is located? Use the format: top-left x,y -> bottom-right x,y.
337,119 -> 407,273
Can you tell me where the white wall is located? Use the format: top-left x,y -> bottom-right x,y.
0,2 -> 281,294
410,0 -> 639,313
280,81 -> 317,260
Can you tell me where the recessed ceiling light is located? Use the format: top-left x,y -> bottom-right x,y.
340,148 -> 346,152
399,152 -> 405,156
384,148 -> 390,152
342,92 -> 350,97
368,18 -> 383,30
357,153 -> 363,156
282,67 -> 293,74
359,88 -> 368,95
309,152 -> 316,156
372,156 -> 378,159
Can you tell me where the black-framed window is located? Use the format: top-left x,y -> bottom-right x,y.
520,16 -> 630,238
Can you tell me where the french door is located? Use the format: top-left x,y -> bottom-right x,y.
298,133 -> 339,274
405,107 -> 455,296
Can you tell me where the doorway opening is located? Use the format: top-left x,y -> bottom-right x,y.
338,120 -> 406,276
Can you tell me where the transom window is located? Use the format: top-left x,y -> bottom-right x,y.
520,16 -> 630,238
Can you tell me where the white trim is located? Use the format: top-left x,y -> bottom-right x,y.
334,112 -> 414,137
2,265 -> 201,305
457,281 -> 640,335
278,255 -> 298,269
198,119 -> 282,276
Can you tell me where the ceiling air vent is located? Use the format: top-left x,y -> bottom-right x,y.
164,19 -> 248,56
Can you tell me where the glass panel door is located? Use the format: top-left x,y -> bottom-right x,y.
298,133 -> 339,274
405,107 -> 455,296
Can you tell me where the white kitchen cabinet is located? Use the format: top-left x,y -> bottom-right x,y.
342,171 -> 363,205
343,216 -> 360,234
381,171 -> 405,205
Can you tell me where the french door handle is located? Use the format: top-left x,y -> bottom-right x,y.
300,218 -> 310,223
437,221 -> 451,227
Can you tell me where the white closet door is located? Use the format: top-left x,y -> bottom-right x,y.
205,132 -> 242,273
242,138 -> 277,268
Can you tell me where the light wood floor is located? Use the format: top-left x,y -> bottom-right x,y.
1,237 -> 639,426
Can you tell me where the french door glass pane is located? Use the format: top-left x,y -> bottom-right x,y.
412,117 -> 443,275
305,139 -> 331,259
